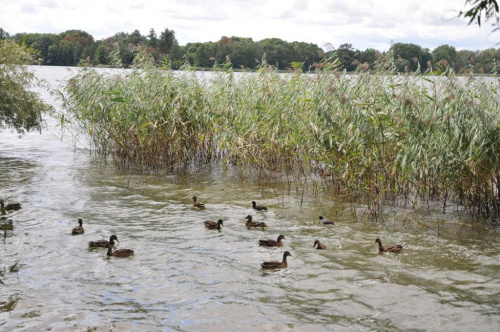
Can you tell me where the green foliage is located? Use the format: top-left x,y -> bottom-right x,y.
335,43 -> 358,71
0,28 -> 9,40
4,26 -> 500,73
0,40 -> 52,134
159,28 -> 176,54
432,44 -> 458,70
460,0 -> 499,27
258,38 -> 295,70
390,43 -> 431,72
62,52 -> 500,219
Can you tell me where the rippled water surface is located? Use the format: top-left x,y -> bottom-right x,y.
1,66 -> 500,331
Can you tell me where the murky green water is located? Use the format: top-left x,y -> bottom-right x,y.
1,66 -> 499,331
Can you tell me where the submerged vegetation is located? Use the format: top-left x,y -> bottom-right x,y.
61,51 -> 500,221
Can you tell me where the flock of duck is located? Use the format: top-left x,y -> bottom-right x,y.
71,218 -> 135,257
197,197 -> 405,268
2,196 -> 405,268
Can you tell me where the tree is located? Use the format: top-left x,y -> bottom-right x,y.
290,41 -> 323,71
421,48 -> 433,72
258,38 -> 295,70
0,40 -> 52,133
127,29 -> 144,45
167,42 -> 184,69
148,28 -> 158,48
336,43 -> 359,71
213,36 -> 234,65
390,43 -> 430,72
194,42 -> 215,68
456,49 -> 478,73
50,30 -> 95,66
432,44 -> 457,70
93,41 -> 110,65
460,0 -> 499,28
475,48 -> 500,73
230,38 -> 262,69
159,28 -> 176,54
359,48 -> 378,67
31,34 -> 59,65
0,28 -> 9,40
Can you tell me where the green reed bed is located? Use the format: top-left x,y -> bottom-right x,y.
61,55 -> 500,219
63,58 -> 220,171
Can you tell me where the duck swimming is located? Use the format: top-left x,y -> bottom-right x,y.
252,201 -> 268,211
204,219 -> 224,230
107,247 -> 134,257
258,234 -> 285,247
245,215 -> 267,228
0,200 -> 21,213
71,219 -> 84,235
319,216 -> 334,225
261,251 -> 292,269
313,239 -> 326,250
374,238 -> 404,252
192,196 -> 205,208
88,235 -> 119,248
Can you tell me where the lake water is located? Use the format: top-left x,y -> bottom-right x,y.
1,66 -> 499,331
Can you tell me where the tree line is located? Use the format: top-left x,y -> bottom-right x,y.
1,27 -> 499,74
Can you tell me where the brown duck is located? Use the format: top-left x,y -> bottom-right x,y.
71,219 -> 84,235
374,238 -> 404,252
0,200 -> 21,213
258,234 -> 285,247
88,235 -> 118,248
245,215 -> 268,228
192,196 -> 205,208
261,251 -> 292,269
252,201 -> 268,211
204,219 -> 224,230
313,239 -> 326,250
107,247 -> 134,257
319,216 -> 334,225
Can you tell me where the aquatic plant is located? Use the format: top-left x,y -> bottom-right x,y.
61,51 -> 500,220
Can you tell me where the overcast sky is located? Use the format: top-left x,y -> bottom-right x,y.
1,0 -> 498,51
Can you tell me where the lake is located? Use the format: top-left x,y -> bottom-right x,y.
1,66 -> 499,331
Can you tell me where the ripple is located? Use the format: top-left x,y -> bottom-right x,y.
1,66 -> 500,331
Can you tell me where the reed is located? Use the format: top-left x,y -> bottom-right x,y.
61,52 -> 500,220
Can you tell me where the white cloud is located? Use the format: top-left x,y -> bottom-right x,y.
20,3 -> 37,13
0,0 -> 497,51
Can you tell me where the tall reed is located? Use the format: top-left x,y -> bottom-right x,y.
61,52 -> 500,219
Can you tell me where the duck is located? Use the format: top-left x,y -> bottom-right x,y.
313,239 -> 326,250
319,216 -> 334,225
261,251 -> 292,269
245,215 -> 268,228
252,201 -> 268,211
71,218 -> 84,235
107,247 -> 134,257
192,196 -> 205,208
374,238 -> 404,252
258,234 -> 286,247
0,200 -> 22,213
204,219 -> 224,230
88,235 -> 119,248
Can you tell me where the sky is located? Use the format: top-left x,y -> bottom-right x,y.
1,0 -> 498,52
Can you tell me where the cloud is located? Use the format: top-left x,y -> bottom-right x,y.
20,3 -> 37,13
0,0 -> 497,51
40,0 -> 58,9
